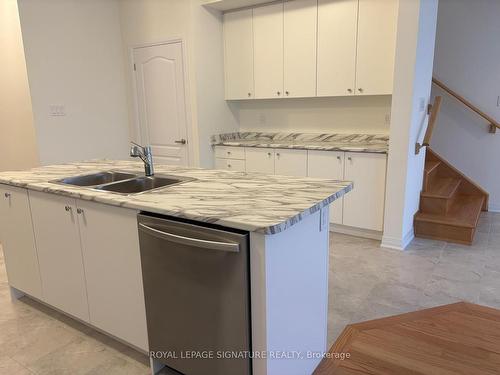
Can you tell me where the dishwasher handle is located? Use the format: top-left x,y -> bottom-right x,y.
139,223 -> 240,253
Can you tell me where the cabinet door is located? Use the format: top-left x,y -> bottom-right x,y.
355,0 -> 398,95
253,2 -> 284,99
215,158 -> 246,172
77,201 -> 148,351
317,0 -> 358,97
29,191 -> 89,322
343,153 -> 387,231
245,148 -> 275,174
275,149 -> 308,177
224,8 -> 254,100
284,0 -> 317,98
0,186 -> 42,299
307,151 -> 344,224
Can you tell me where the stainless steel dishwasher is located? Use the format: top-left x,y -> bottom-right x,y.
137,213 -> 251,375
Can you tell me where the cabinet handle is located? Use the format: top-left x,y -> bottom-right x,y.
65,205 -> 72,212
337,156 -> 341,160
347,89 -> 353,93
267,152 -> 272,157
276,152 -> 280,158
77,208 -> 84,214
358,88 -> 363,93
248,92 -> 252,97
227,164 -> 232,168
277,91 -> 281,96
348,156 -> 352,161
4,193 -> 11,198
285,91 -> 289,96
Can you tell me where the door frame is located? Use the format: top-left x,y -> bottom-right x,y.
129,38 -> 195,167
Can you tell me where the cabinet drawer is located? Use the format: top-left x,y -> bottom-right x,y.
215,158 -> 246,172
215,146 -> 246,160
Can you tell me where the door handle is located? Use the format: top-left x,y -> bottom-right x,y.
139,223 -> 240,252
174,139 -> 187,145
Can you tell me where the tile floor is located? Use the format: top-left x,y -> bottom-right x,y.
0,212 -> 499,374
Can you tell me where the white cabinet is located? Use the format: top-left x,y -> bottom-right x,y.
253,2 -> 284,99
245,148 -> 275,174
317,0 -> 358,97
0,185 -> 42,299
307,151 -> 344,224
355,0 -> 398,95
215,158 -> 246,172
78,201 -> 148,351
283,0 -> 317,98
343,152 -> 387,231
29,191 -> 90,322
223,8 -> 254,100
275,149 -> 308,177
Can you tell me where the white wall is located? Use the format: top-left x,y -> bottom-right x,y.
18,0 -> 130,165
0,0 -> 39,171
118,0 -> 239,168
234,96 -> 392,133
431,0 -> 500,211
382,0 -> 439,250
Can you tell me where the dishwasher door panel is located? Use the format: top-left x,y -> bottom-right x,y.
138,214 -> 251,375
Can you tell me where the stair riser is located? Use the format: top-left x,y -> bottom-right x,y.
423,167 -> 440,193
420,196 -> 452,215
414,221 -> 474,245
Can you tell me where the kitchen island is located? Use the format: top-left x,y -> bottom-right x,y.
0,160 -> 352,375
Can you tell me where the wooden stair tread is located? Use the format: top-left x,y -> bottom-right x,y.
424,160 -> 441,174
415,195 -> 484,228
421,177 -> 461,198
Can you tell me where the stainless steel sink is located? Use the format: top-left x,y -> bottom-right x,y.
55,171 -> 138,187
94,175 -> 194,195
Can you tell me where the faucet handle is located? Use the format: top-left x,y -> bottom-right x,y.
130,145 -> 141,157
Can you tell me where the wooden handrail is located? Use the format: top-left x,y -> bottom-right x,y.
432,77 -> 499,134
415,96 -> 442,155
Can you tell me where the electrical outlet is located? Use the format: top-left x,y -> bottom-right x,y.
49,104 -> 66,116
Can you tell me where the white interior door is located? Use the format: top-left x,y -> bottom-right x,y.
133,42 -> 189,166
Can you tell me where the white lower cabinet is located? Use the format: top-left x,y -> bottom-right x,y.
0,185 -> 42,299
78,200 -> 148,351
343,152 -> 387,231
29,191 -> 90,322
27,191 -> 148,350
245,148 -> 275,174
215,158 -> 246,172
275,149 -> 308,177
307,151 -> 344,224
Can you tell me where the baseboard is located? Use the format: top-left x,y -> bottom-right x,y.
488,203 -> 500,213
381,228 -> 414,251
330,224 -> 382,240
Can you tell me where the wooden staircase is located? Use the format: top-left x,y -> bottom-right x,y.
414,148 -> 488,245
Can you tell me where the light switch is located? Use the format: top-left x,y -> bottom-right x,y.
49,104 -> 66,116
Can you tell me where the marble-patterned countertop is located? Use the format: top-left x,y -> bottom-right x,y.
212,132 -> 389,153
0,160 -> 352,234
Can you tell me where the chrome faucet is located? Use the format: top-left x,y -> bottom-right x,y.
130,142 -> 154,176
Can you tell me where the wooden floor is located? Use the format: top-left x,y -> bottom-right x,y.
314,302 -> 500,375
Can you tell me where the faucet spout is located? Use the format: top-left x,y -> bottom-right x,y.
130,142 -> 154,176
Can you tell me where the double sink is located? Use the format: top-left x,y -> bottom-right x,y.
54,171 -> 193,195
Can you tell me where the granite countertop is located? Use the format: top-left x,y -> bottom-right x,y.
211,132 -> 389,153
0,160 -> 352,234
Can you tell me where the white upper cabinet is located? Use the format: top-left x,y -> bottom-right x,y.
283,0 -> 317,98
224,8 -> 254,100
355,0 -> 398,95
317,0 -> 358,97
0,186 -> 42,299
274,149 -> 308,177
253,2 -> 284,99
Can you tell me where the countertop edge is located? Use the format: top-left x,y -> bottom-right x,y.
212,141 -> 388,154
0,179 -> 353,235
